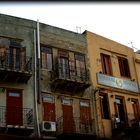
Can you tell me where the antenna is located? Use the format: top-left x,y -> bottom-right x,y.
76,26 -> 81,34
128,42 -> 134,49
128,42 -> 139,51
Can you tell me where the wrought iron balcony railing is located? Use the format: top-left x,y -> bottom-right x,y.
56,116 -> 96,135
52,62 -> 89,83
111,113 -> 140,129
0,52 -> 32,73
0,106 -> 34,128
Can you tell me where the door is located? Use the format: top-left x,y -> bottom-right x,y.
62,98 -> 75,133
80,100 -> 91,132
114,98 -> 127,128
43,95 -> 55,122
80,100 -> 91,124
6,90 -> 23,125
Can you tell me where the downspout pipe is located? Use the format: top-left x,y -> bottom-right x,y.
33,29 -> 41,138
37,19 -> 41,104
92,88 -> 100,138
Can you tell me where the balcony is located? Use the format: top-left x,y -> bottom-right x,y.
56,116 -> 96,138
111,114 -> 140,139
51,63 -> 90,94
0,52 -> 32,83
0,106 -> 34,128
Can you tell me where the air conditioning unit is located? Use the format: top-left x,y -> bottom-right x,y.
41,121 -> 56,132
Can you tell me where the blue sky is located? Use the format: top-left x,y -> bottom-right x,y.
0,2 -> 140,51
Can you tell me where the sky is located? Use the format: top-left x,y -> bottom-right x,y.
0,2 -> 140,51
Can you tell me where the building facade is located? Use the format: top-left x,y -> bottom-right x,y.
1,13 -> 140,140
85,31 -> 140,139
0,14 -> 34,137
38,20 -> 96,139
0,14 -> 96,139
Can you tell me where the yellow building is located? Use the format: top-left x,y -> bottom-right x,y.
85,31 -> 140,139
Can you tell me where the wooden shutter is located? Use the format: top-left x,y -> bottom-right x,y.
132,100 -> 140,121
75,53 -> 86,81
101,53 -> 112,75
41,47 -> 52,70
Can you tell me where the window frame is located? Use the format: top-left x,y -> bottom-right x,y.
118,56 -> 131,78
100,53 -> 112,75
99,93 -> 110,119
74,53 -> 87,81
41,45 -> 53,71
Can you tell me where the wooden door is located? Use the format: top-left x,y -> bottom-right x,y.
62,98 -> 75,133
43,95 -> 55,122
131,100 -> 140,121
80,100 -> 91,124
6,90 -> 22,125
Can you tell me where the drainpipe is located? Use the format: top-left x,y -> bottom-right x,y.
33,29 -> 41,138
37,19 -> 41,104
92,88 -> 99,138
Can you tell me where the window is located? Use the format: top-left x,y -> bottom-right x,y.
100,53 -> 112,75
118,56 -> 130,78
41,46 -> 52,71
9,40 -> 25,70
75,53 -> 86,81
99,94 -> 110,119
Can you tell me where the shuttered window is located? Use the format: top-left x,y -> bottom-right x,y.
58,50 -> 69,79
75,53 -> 86,81
101,53 -> 112,75
41,46 -> 52,71
118,56 -> 130,78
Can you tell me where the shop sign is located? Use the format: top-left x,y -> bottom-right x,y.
97,73 -> 139,93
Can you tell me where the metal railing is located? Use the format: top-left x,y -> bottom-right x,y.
0,106 -> 34,127
56,116 -> 96,135
0,52 -> 32,73
52,62 -> 89,83
111,113 -> 140,129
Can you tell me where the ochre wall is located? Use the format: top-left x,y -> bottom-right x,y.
85,31 -> 140,138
